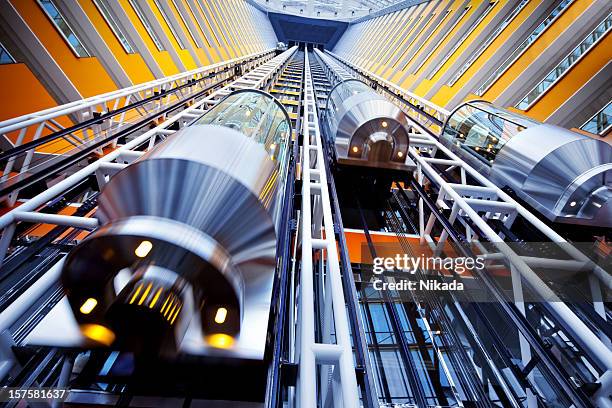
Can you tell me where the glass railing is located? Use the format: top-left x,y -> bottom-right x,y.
447,0 -> 529,86
516,14 -> 612,109
475,0 -> 574,96
581,101 -> 611,136
427,2 -> 496,80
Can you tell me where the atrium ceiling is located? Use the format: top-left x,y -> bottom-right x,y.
250,0 -> 421,21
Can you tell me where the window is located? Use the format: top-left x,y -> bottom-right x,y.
448,0 -> 529,86
476,0 -> 574,96
516,14 -> 612,110
581,101 -> 611,136
412,7 -> 471,75
184,0 -> 211,47
93,0 -> 135,54
151,0 -> 185,49
0,42 -> 15,64
170,0 -> 201,48
196,0 -> 222,47
428,2 -> 496,80
399,10 -> 450,72
128,0 -> 165,51
38,0 -> 90,57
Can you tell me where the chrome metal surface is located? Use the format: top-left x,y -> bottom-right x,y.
441,101 -> 612,226
57,90 -> 293,357
324,79 -> 411,168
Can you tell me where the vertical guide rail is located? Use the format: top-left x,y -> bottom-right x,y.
297,51 -> 359,408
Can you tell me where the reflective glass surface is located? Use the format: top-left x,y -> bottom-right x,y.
581,101 -> 611,136
476,0 -> 574,96
442,102 -> 537,165
38,0 -> 90,57
0,42 -> 15,64
196,90 -> 291,164
93,0 -> 135,53
516,14 -> 612,109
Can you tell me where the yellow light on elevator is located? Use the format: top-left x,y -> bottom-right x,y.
397,151 -> 404,158
215,307 -> 228,324
79,298 -> 98,314
206,333 -> 235,349
352,146 -> 359,153
135,240 -> 153,258
381,121 -> 388,128
80,324 -> 116,346
149,288 -> 162,308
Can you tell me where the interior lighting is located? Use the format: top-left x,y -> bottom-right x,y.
135,240 -> 153,258
215,307 -> 228,324
79,298 -> 98,314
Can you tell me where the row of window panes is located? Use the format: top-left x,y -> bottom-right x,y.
93,0 -> 134,54
399,10 -> 450,72
185,0 -> 211,48
38,0 -> 90,57
581,101 -> 611,136
515,14 -> 611,110
427,2 -> 496,80
0,42 -> 15,64
26,0 -> 263,63
447,0 -> 529,86
171,0 -> 202,48
128,0 -> 166,51
475,0 -> 574,96
412,7 -> 471,75
151,0 -> 185,49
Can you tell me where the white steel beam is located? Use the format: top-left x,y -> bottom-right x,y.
297,51 -> 359,408
0,47 -> 298,265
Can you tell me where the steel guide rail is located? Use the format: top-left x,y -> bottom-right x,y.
321,50 -> 450,134
316,46 -> 612,407
295,51 -> 359,408
307,53 -> 379,408
0,50 -> 276,205
264,52 -> 305,408
0,47 -> 298,382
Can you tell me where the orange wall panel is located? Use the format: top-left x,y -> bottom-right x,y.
11,0 -> 117,98
78,0 -> 156,85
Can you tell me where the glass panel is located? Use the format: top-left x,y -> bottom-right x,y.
0,42 -> 15,64
581,101 -> 611,136
325,80 -> 372,141
152,0 -> 186,49
516,14 -> 612,109
428,2 -> 496,80
476,0 -> 574,96
412,6 -> 471,75
195,90 -> 291,162
93,0 -> 135,54
170,0 -> 201,48
38,0 -> 90,57
128,0 -> 166,51
448,0 -> 529,86
442,102 -> 534,164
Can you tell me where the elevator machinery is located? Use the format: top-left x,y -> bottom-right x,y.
31,90 -> 292,365
441,101 -> 612,228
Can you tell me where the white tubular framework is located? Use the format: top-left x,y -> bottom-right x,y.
0,45 -> 298,384
0,49 -> 277,204
296,51 -> 359,408
0,46 -> 297,267
319,48 -> 612,405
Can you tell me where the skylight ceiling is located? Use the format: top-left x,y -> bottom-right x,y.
251,0 -> 413,21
